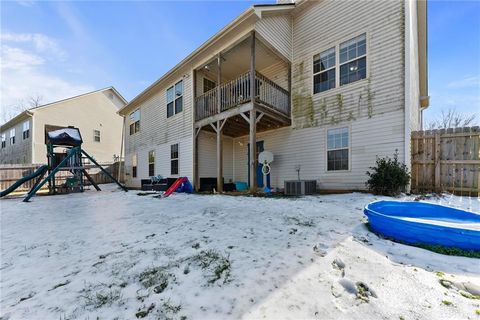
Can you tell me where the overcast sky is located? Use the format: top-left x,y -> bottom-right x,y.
1,0 -> 479,124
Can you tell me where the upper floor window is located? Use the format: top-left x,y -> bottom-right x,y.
171,143 -> 179,175
313,33 -> 367,94
148,150 -> 155,177
1,133 -> 5,148
167,80 -> 183,118
327,127 -> 349,171
313,47 -> 336,94
94,130 -> 101,142
339,34 -> 367,86
9,128 -> 15,145
129,109 -> 140,135
22,121 -> 30,140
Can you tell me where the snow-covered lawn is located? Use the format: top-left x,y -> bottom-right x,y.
1,185 -> 479,320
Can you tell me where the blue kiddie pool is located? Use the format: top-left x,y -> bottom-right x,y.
364,201 -> 480,251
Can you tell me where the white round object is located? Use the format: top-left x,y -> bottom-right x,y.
258,151 -> 274,164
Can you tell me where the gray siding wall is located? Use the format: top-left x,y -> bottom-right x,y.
0,119 -> 33,164
255,14 -> 292,61
124,75 -> 194,187
232,0 -> 407,190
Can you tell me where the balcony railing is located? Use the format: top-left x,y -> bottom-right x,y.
195,71 -> 290,122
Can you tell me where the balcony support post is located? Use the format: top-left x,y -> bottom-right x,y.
249,31 -> 257,192
217,53 -> 221,114
216,120 -> 224,193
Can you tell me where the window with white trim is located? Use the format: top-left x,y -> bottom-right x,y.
132,153 -> 137,178
171,144 -> 179,175
9,128 -> 15,145
148,150 -> 155,177
339,34 -> 367,86
94,130 -> 101,142
1,133 -> 5,148
22,121 -> 30,140
167,80 -> 183,118
313,47 -> 336,93
327,127 -> 349,171
129,109 -> 140,135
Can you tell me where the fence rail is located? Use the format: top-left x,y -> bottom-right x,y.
411,126 -> 479,196
194,71 -> 290,121
0,162 -> 124,194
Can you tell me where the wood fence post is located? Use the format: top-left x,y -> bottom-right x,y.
434,131 -> 441,193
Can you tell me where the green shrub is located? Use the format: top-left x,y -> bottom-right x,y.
366,150 -> 410,196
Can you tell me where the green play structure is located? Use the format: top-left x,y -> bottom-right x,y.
1,126 -> 127,202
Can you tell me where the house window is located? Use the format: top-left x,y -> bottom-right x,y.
9,128 -> 15,145
132,153 -> 137,178
327,127 -> 349,171
148,150 -> 155,177
203,78 -> 216,93
171,143 -> 179,175
313,47 -> 336,94
340,34 -> 367,86
167,80 -> 183,118
22,121 -> 30,140
1,133 -> 5,148
94,130 -> 101,142
129,109 -> 140,135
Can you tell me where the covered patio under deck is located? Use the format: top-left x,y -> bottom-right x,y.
192,31 -> 291,192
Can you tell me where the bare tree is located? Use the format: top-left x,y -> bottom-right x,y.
1,95 -> 43,124
427,108 -> 478,130
28,95 -> 43,108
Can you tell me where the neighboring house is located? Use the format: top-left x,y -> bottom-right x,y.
118,0 -> 429,191
0,87 -> 127,164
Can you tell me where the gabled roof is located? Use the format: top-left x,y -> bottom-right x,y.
118,2 -> 300,116
1,87 -> 127,131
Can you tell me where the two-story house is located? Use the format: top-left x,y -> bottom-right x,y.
0,87 -> 127,164
118,0 -> 429,192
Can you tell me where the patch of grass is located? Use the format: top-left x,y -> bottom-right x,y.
475,309 -> 480,315
162,299 -> 182,314
81,285 -> 122,309
365,223 -> 480,258
285,216 -> 316,227
441,300 -> 452,306
435,271 -> 445,277
138,267 -> 173,293
192,249 -> 232,284
460,291 -> 480,300
136,303 -> 155,318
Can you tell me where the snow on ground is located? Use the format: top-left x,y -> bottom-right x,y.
1,185 -> 479,320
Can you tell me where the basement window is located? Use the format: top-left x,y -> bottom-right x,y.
327,127 -> 349,171
94,130 -> 101,142
167,80 -> 183,118
1,133 -> 5,148
129,109 -> 140,135
9,128 -> 15,145
171,143 -> 179,175
313,47 -> 336,94
132,153 -> 137,178
22,121 -> 30,140
148,150 -> 155,177
340,34 -> 367,86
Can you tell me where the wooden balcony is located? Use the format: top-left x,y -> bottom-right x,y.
194,71 -> 290,123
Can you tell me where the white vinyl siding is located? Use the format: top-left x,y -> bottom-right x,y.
255,15 -> 292,61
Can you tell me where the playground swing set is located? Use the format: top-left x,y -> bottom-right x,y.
0,126 -> 127,202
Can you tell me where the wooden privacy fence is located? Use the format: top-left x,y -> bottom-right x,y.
0,162 -> 124,193
411,126 -> 480,196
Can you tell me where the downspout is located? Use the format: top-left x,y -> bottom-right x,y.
118,115 -> 125,184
